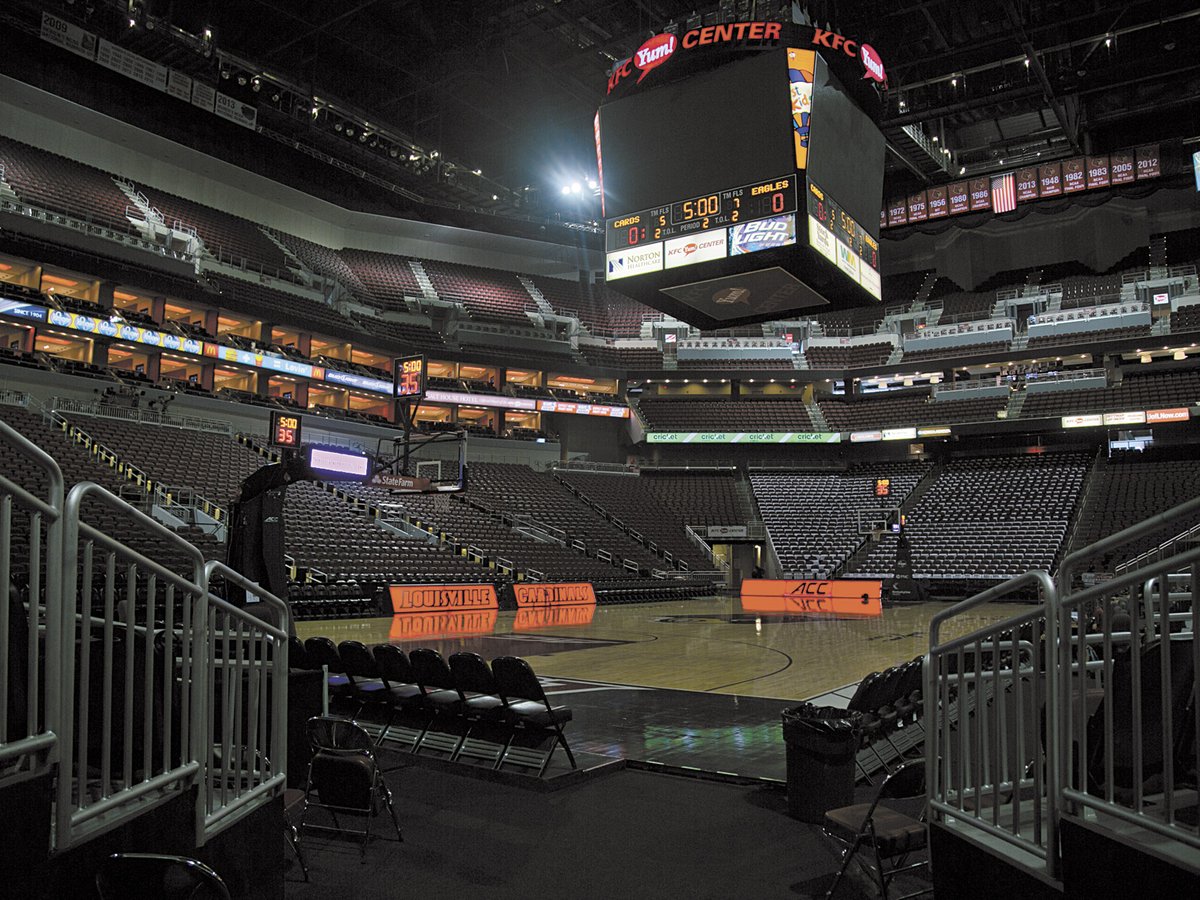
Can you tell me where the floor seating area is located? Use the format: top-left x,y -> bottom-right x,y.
636,396 -> 815,431
357,488 -> 659,585
554,469 -> 748,569
1068,449 -> 1200,572
0,404 -> 226,611
456,462 -> 668,572
849,452 -> 1089,589
284,481 -> 488,588
61,413 -> 262,504
751,463 -> 930,578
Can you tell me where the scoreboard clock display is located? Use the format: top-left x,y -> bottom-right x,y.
394,354 -> 427,400
607,175 -> 797,253
269,410 -> 302,449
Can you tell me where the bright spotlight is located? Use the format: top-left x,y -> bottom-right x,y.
571,182 -> 581,194
561,185 -> 571,195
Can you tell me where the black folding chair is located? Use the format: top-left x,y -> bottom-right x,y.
338,640 -> 390,721
448,651 -> 509,764
408,647 -> 466,755
300,716 -> 403,858
491,655 -> 577,776
95,853 -> 231,900
371,644 -> 429,749
303,636 -> 352,711
822,760 -> 930,900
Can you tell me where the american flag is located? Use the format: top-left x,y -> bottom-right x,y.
991,172 -> 1017,213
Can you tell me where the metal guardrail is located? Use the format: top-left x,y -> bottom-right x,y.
929,494 -> 1200,884
0,419 -> 65,788
1052,547 -> 1200,859
927,570 -> 1059,875
197,561 -> 289,842
53,397 -> 235,436
57,481 -> 207,849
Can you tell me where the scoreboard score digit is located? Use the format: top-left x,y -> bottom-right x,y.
269,410 -> 303,449
393,354 -> 427,400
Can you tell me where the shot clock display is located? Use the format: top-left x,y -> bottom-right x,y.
269,410 -> 303,449
393,354 -> 427,400
597,44 -> 884,328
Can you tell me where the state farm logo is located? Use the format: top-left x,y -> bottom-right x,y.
634,33 -> 676,83
860,44 -> 886,84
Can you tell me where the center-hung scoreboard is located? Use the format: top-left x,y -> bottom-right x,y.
596,23 -> 886,328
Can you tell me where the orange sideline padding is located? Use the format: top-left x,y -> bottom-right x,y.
740,579 -> 883,617
514,604 -> 597,631
388,609 -> 498,641
389,583 -> 498,614
513,582 -> 597,608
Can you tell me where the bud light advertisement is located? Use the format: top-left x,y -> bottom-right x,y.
728,214 -> 796,255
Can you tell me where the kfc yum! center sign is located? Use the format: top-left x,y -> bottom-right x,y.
606,21 -> 886,96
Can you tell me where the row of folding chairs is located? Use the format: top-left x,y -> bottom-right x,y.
846,657 -> 925,782
292,637 -> 577,777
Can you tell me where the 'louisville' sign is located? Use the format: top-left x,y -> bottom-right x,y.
389,583 -> 498,613
513,582 -> 598,608
388,609 -> 498,641
740,579 -> 883,617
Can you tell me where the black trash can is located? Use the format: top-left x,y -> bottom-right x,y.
781,704 -> 863,823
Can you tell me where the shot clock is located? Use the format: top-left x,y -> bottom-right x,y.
393,354 -> 427,400
268,410 -> 302,449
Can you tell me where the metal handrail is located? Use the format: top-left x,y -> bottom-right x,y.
57,480 -> 207,849
196,561 -> 289,843
926,570 -> 1060,876
0,419 -> 65,786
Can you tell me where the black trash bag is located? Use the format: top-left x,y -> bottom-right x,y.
780,704 -> 864,822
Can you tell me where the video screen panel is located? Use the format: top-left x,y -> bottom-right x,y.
806,53 -> 885,241
598,49 -> 793,216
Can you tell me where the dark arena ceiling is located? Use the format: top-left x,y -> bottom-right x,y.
1,0 -> 1198,241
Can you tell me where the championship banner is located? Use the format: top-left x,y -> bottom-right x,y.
388,609 -> 497,641
514,604 -> 597,631
512,582 -> 597,608
740,578 -> 882,617
389,583 -> 498,614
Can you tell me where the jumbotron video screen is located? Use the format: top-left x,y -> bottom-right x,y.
597,38 -> 885,329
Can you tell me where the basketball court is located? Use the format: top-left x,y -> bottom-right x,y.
299,597 -> 1029,780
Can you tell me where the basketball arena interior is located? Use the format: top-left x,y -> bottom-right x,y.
1,1 -> 1198,897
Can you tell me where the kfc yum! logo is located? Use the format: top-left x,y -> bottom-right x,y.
634,33 -> 677,82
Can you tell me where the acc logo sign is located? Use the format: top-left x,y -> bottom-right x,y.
634,33 -> 677,83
